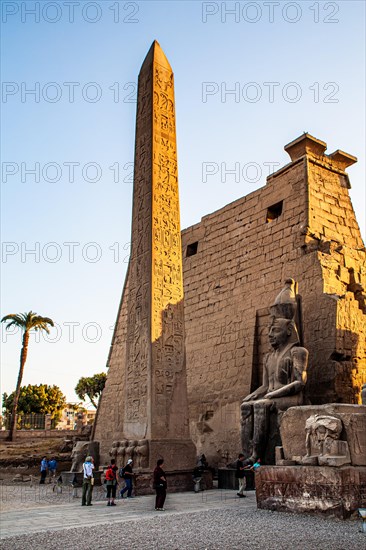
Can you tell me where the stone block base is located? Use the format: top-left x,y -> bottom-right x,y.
147,439 -> 197,471
218,468 -> 255,491
133,469 -> 213,495
256,465 -> 366,518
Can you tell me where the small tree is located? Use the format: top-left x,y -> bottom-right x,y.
1,311 -> 54,440
75,373 -> 107,408
3,384 -> 66,424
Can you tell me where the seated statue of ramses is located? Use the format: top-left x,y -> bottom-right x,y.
241,278 -> 308,463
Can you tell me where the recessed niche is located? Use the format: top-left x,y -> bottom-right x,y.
266,201 -> 283,223
186,241 -> 198,257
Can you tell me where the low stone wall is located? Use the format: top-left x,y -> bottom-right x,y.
0,430 -> 78,440
0,461 -> 73,478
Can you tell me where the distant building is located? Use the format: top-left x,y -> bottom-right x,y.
56,405 -> 96,430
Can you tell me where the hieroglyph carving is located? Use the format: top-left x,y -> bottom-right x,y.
151,61 -> 185,426
125,60 -> 151,423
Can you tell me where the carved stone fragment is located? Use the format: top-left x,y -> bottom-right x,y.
301,414 -> 351,467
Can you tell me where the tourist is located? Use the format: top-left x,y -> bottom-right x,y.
48,457 -> 57,482
39,457 -> 48,484
81,455 -> 95,506
252,458 -> 261,472
235,453 -> 246,498
120,458 -> 134,498
153,458 -> 167,511
105,458 -> 118,506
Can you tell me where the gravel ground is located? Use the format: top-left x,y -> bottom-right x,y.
1,507 -> 363,550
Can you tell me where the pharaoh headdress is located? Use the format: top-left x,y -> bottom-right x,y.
269,278 -> 300,343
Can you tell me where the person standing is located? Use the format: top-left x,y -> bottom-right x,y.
105,458 -> 118,506
236,453 -> 246,498
48,457 -> 57,482
120,458 -> 134,498
153,458 -> 167,511
40,457 -> 48,484
81,455 -> 95,506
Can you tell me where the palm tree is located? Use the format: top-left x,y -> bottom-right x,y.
1,311 -> 54,441
75,373 -> 107,409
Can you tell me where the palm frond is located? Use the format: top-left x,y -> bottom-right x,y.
1,311 -> 54,332
2,320 -> 20,330
1,314 -> 26,329
30,316 -> 54,333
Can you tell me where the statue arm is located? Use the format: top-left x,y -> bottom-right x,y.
242,356 -> 269,402
242,385 -> 268,402
264,380 -> 303,399
264,346 -> 308,399
292,346 -> 308,385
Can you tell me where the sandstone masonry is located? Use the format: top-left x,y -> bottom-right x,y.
95,133 -> 365,467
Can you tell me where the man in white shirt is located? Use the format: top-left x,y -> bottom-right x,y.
81,456 -> 95,506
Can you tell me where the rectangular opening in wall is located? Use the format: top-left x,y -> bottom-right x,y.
266,200 -> 283,223
186,241 -> 198,257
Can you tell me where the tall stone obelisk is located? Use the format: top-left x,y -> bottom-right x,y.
94,41 -> 196,472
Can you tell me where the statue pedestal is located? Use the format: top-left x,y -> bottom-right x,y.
301,456 -> 318,466
256,465 -> 366,518
133,469 -> 213,495
147,439 -> 196,471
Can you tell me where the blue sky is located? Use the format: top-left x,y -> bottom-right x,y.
1,0 -> 365,406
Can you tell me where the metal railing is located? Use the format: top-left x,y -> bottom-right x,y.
2,414 -> 58,430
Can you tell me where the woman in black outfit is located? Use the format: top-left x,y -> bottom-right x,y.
153,458 -> 167,511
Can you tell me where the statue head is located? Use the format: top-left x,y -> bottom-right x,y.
268,318 -> 294,350
70,441 -> 89,472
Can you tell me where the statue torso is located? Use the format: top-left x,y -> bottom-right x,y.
266,342 -> 297,391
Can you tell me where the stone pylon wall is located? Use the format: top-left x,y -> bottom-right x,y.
181,134 -> 365,466
95,133 -> 365,467
305,155 -> 365,403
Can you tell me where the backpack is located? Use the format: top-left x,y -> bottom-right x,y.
105,466 -> 115,481
119,466 -> 126,479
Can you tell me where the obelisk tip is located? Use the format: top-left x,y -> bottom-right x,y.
140,40 -> 172,73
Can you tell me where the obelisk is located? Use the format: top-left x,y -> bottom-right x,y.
119,41 -> 195,469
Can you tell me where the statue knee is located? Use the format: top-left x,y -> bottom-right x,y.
241,403 -> 253,421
